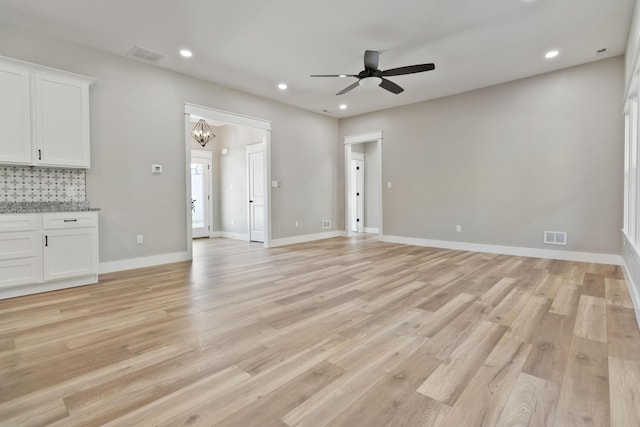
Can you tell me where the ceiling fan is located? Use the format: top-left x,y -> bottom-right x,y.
311,50 -> 435,95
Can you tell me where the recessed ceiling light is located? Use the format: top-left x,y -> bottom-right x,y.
278,83 -> 288,90
339,74 -> 347,78
180,49 -> 193,58
545,50 -> 559,59
339,104 -> 347,110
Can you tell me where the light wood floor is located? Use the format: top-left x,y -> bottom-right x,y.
1,236 -> 639,426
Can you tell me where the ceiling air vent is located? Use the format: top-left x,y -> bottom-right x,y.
126,45 -> 164,63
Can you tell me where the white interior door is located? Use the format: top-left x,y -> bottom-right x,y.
350,155 -> 364,233
191,156 -> 211,238
247,144 -> 265,243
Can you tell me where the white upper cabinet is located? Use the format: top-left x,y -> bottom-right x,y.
0,62 -> 32,165
0,56 -> 93,169
34,72 -> 91,168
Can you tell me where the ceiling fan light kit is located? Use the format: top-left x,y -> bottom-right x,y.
311,50 -> 435,96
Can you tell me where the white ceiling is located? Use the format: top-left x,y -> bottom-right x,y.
0,0 -> 635,118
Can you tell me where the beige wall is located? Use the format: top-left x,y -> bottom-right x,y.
0,22 -> 340,263
340,57 -> 624,254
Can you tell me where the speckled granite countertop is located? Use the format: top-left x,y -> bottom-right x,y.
0,202 -> 101,214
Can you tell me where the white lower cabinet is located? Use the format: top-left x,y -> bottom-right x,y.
0,211 -> 98,299
43,227 -> 98,281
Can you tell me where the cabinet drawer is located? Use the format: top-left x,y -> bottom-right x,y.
42,212 -> 97,229
0,214 -> 38,232
0,231 -> 39,260
0,257 -> 41,288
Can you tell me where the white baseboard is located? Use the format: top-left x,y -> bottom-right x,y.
379,234 -> 623,266
0,275 -> 98,300
217,232 -> 249,241
99,251 -> 190,274
364,227 -> 380,234
620,263 -> 640,330
270,231 -> 346,247
620,232 -> 640,329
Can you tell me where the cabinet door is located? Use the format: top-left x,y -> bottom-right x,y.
0,257 -> 41,289
43,228 -> 98,281
34,73 -> 90,168
0,63 -> 32,165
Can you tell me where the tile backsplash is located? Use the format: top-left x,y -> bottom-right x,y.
0,166 -> 86,203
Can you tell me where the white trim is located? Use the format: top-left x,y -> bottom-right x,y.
184,113 -> 194,260
344,131 -> 383,145
621,263 -> 640,330
99,251 -> 190,274
344,131 -> 383,239
0,275 -> 98,300
184,104 -> 272,250
191,149 -> 212,159
270,231 -> 346,247
364,227 -> 380,234
185,103 -> 271,131
379,234 -> 623,265
218,232 -> 250,241
620,231 -> 640,328
351,151 -> 365,161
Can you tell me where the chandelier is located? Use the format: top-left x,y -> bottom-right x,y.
191,119 -> 216,147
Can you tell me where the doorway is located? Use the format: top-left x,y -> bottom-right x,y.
184,104 -> 272,260
344,131 -> 383,238
191,151 -> 212,238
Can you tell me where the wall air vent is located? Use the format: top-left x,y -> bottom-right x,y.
544,231 -> 567,246
126,45 -> 164,63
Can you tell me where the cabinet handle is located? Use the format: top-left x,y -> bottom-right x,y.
38,149 -> 42,160
45,235 -> 48,247
63,219 -> 78,222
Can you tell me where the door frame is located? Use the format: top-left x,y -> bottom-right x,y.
184,103 -> 272,260
344,131 -> 383,238
246,143 -> 265,243
191,149 -> 213,238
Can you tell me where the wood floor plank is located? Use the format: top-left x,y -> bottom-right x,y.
496,372 -> 560,427
554,337 -> 610,427
608,356 -> 640,427
417,320 -> 507,405
522,312 -> 574,385
605,278 -> 634,309
438,337 -> 531,427
325,347 -> 441,427
607,305 -> 640,360
573,295 -> 608,343
550,283 -> 581,316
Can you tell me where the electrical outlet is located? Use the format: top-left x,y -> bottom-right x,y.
137,234 -> 144,244
456,225 -> 462,232
295,220 -> 299,228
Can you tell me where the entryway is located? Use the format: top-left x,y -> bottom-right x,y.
344,131 -> 383,237
184,104 -> 272,260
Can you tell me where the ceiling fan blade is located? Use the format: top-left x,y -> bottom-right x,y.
310,74 -> 357,77
364,50 -> 379,71
337,81 -> 360,95
379,78 -> 404,94
382,63 -> 435,77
